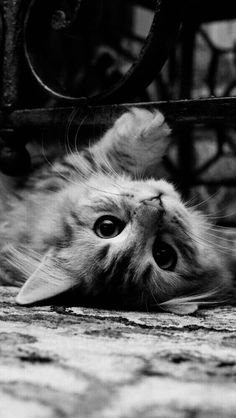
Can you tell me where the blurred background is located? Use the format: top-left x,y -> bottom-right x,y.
5,0 -> 236,225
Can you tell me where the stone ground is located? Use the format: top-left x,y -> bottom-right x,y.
1,287 -> 236,418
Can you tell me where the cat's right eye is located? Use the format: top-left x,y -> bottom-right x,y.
94,216 -> 125,239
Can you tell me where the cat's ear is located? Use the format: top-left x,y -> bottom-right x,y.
14,250 -> 76,305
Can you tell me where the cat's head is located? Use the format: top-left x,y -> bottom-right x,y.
9,173 -> 232,314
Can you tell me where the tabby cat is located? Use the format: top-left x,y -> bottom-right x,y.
0,108 -> 235,314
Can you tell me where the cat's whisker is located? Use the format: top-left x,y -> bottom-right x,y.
63,108 -> 100,180
184,197 -> 199,208
67,109 -> 120,181
134,165 -> 145,181
148,281 -> 159,306
63,108 -> 85,169
65,107 -> 80,152
188,190 -> 221,210
64,113 -> 131,192
88,146 -> 121,180
185,229 -> 233,254
73,109 -> 88,149
181,227 -> 222,251
191,235 -> 232,253
197,222 -> 230,231
204,210 -> 236,220
159,293 -> 229,309
191,222 -> 236,241
197,203 -> 236,219
41,130 -> 128,196
40,141 -> 124,196
39,114 -> 92,188
156,283 -> 233,314
40,135 -> 79,186
209,224 -> 235,230
66,116 -> 94,177
203,230 -> 236,244
191,222 -> 236,243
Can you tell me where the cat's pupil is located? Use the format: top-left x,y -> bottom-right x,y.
94,216 -> 124,238
152,241 -> 177,270
100,220 -> 116,236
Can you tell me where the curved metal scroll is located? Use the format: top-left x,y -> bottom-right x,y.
24,0 -> 184,104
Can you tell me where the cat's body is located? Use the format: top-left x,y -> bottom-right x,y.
0,108 -> 235,313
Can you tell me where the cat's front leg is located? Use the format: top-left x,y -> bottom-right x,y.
90,107 -> 171,177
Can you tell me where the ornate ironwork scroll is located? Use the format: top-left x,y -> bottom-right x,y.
0,0 -> 183,175
23,0 -> 183,104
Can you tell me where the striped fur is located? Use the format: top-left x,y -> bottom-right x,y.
0,108 -> 235,313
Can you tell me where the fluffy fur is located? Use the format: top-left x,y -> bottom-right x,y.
0,108 -> 235,313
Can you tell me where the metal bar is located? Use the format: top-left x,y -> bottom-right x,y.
1,0 -> 21,108
189,180 -> 236,186
127,0 -> 156,10
23,0 -> 183,104
177,23 -> 197,196
3,97 -> 236,129
90,0 -> 184,104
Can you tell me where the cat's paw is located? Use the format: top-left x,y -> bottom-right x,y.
114,107 -> 171,143
112,108 -> 171,173
91,107 -> 171,177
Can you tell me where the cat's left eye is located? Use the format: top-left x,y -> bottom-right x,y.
94,216 -> 125,239
152,241 -> 177,270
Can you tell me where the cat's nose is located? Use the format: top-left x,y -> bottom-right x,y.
134,196 -> 165,229
141,193 -> 165,209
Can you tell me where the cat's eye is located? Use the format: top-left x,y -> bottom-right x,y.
94,216 -> 125,238
152,241 -> 177,270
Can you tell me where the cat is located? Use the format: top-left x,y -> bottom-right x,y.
0,107 -> 235,314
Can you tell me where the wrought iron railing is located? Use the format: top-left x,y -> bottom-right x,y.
0,0 -> 235,223
0,0 -> 183,175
